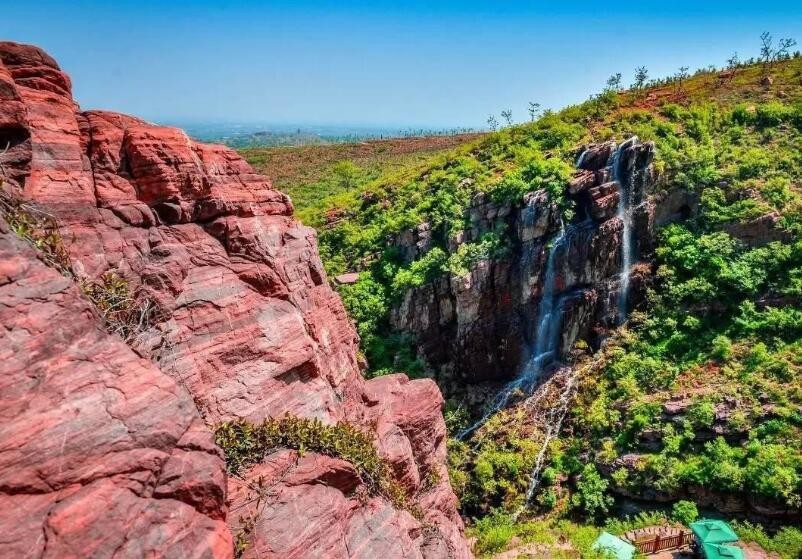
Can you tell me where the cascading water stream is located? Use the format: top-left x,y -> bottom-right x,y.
611,136 -> 639,322
520,139 -> 643,507
457,224 -> 565,439
457,219 -> 591,440
517,369 -> 577,515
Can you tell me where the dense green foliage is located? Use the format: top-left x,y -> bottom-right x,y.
316,96 -> 616,373
451,58 -> 802,554
565,96 -> 802,512
732,522 -> 802,559
570,464 -> 614,520
670,500 -> 699,525
448,408 -> 542,513
468,511 -> 605,558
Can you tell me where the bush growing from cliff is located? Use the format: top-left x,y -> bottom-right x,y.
0,186 -> 72,274
391,247 -> 448,292
0,187 -> 156,344
687,399 -> 716,428
214,416 -> 408,507
445,231 -> 508,276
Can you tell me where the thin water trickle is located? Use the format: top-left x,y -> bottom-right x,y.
611,137 -> 639,323
517,369 -> 577,514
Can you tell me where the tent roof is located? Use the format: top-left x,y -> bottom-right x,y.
691,520 -> 739,544
592,531 -> 636,559
702,543 -> 745,559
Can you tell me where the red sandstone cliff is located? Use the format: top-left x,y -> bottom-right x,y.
0,41 -> 471,558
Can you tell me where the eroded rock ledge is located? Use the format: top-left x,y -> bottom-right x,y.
0,41 -> 470,558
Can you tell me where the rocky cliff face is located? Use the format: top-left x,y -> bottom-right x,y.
391,139 -> 696,401
0,216 -> 232,558
0,41 -> 470,559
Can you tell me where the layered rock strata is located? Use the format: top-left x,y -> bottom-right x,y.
0,41 -> 470,559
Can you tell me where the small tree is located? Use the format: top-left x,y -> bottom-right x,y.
633,66 -> 649,91
725,52 -> 740,83
528,102 -> 541,121
331,160 -> 362,191
776,37 -> 798,61
760,32 -> 774,73
571,464 -> 614,519
486,114 -> 499,132
500,109 -> 513,127
671,500 -> 699,525
605,73 -> 623,92
674,66 -> 690,95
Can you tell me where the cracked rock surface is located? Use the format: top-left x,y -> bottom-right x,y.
0,41 -> 470,558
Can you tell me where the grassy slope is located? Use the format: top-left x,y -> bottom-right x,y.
240,133 -> 483,225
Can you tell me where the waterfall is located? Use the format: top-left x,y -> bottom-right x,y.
518,222 -> 566,390
517,368 -> 577,515
457,220 -> 590,440
610,136 -> 639,322
575,148 -> 588,168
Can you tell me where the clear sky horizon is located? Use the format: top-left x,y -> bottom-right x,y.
2,1 -> 801,128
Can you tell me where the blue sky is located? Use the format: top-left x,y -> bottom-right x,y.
2,1 -> 801,127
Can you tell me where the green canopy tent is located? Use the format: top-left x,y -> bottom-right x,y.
691,520 -> 739,545
702,543 -> 745,559
592,531 -> 636,559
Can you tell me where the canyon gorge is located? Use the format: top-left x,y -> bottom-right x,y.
2,32 -> 802,559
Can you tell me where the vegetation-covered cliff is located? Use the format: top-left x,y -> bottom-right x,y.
257,46 -> 802,557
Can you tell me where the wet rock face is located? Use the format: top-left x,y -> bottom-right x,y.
391,139 -> 673,396
0,41 -> 470,559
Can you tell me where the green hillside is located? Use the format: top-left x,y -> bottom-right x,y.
279,53 -> 802,556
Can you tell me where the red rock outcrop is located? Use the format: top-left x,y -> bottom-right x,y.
0,41 -> 470,558
0,217 -> 232,558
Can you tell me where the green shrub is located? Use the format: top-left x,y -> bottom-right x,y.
711,335 -> 734,361
446,232 -> 507,276
470,510 -> 517,555
687,399 -> 716,428
754,102 -> 792,128
733,522 -> 802,559
670,500 -> 699,525
214,416 -> 408,507
571,464 -> 613,519
744,443 -> 802,507
537,488 -> 558,510
1,188 -> 155,343
391,247 -> 447,292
